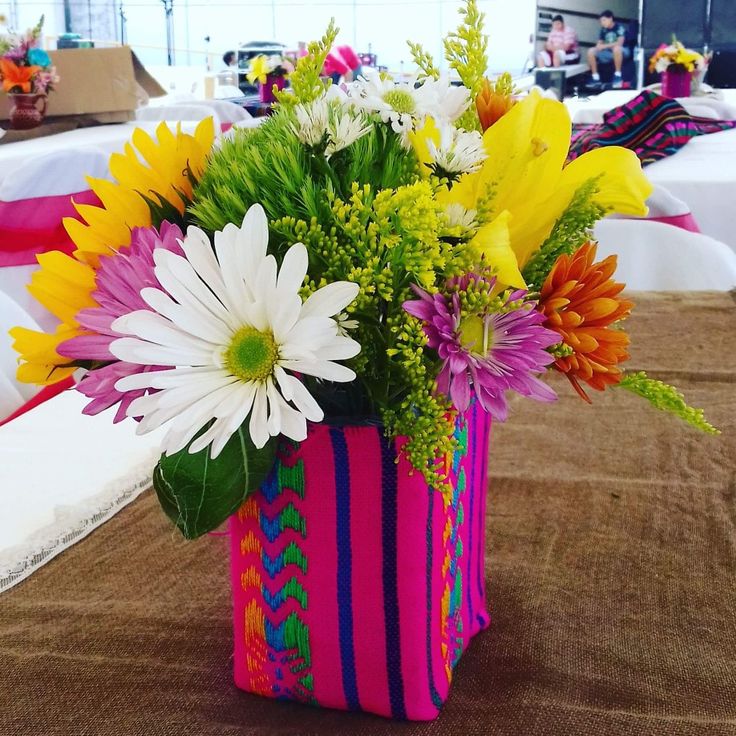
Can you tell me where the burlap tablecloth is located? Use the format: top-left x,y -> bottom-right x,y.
1,292 -> 734,735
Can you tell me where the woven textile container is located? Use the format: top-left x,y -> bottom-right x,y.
229,403 -> 491,720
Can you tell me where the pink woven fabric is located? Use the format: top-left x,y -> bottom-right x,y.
230,404 -> 491,720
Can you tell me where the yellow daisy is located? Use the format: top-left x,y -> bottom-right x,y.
11,118 -> 215,386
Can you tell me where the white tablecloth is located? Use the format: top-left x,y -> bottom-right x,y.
0,390 -> 165,592
0,120 -> 199,189
565,89 -> 736,125
644,128 -> 736,252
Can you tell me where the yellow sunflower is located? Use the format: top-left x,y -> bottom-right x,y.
11,118 -> 215,386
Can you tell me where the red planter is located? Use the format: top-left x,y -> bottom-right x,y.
7,93 -> 47,130
661,69 -> 692,99
259,74 -> 286,103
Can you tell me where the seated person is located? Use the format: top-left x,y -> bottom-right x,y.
587,9 -> 630,88
537,15 -> 579,68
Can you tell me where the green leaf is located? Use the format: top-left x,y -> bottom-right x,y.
152,426 -> 277,539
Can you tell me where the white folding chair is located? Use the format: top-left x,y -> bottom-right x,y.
0,290 -> 44,420
594,218 -> 736,290
135,104 -> 222,130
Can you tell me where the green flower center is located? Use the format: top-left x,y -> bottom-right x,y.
225,326 -> 278,382
459,315 -> 490,356
383,89 -> 416,115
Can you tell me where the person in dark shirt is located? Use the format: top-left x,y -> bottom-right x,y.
587,9 -> 630,87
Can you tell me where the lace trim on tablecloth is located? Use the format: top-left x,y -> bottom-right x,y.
0,451 -> 159,594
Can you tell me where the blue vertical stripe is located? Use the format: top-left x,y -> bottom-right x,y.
380,437 -> 406,719
331,427 -> 360,711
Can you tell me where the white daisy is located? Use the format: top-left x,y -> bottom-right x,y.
426,124 -> 486,176
109,204 -> 361,458
443,203 -> 478,232
293,97 -> 330,147
292,96 -> 372,156
347,68 -> 429,135
418,75 -> 471,124
325,109 -> 372,156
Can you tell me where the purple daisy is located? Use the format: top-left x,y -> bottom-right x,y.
57,222 -> 184,422
403,278 -> 559,420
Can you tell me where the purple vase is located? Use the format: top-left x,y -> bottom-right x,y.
661,69 -> 692,98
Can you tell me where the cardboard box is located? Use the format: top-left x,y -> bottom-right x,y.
0,46 -> 166,123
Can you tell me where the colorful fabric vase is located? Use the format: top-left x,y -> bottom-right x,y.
229,403 -> 492,720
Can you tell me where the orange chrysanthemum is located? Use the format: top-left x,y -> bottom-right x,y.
538,242 -> 633,402
475,77 -> 516,132
0,59 -> 41,93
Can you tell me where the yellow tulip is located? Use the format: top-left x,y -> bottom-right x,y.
445,90 -> 652,273
246,55 -> 271,85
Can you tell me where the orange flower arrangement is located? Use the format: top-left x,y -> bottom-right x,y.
538,242 -> 633,402
0,58 -> 40,93
475,76 -> 516,132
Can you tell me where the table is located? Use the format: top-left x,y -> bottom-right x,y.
0,391 -> 165,591
0,121 -> 199,189
645,128 -> 736,251
1,291 -> 734,735
565,88 -> 736,125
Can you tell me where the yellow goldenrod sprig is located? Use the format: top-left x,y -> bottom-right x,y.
444,0 -> 488,130
618,371 -> 720,434
407,41 -> 440,80
276,18 -> 338,106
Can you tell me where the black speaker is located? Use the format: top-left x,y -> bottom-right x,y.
710,0 -> 736,46
534,69 -> 565,101
642,0 -> 707,49
706,49 -> 736,88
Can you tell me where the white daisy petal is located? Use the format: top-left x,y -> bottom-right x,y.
112,310 -> 216,353
214,224 -> 251,321
281,373 -> 324,422
153,250 -> 237,330
281,359 -> 357,383
110,337 -> 213,367
265,378 -> 282,436
223,381 -> 258,432
179,226 -> 230,306
140,288 -> 232,344
275,398 -> 308,443
284,316 -> 339,346
276,243 -> 308,296
301,281 -> 360,319
313,335 -> 362,360
268,294 -> 302,343
238,203 -> 269,284
249,384 -> 269,449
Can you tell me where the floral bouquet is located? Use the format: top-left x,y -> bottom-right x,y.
11,0 -> 717,720
246,53 -> 294,102
649,39 -> 705,74
0,15 -> 58,95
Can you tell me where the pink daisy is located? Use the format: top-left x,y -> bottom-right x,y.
57,222 -> 183,422
403,277 -> 559,420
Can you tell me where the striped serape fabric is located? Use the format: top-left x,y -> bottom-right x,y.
569,90 -> 736,166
